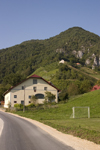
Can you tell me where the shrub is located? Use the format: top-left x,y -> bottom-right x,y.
14,103 -> 23,109
30,95 -> 38,106
59,89 -> 68,102
67,83 -> 79,96
27,103 -> 35,108
45,91 -> 56,103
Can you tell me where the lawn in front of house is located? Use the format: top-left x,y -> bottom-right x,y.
11,90 -> 100,144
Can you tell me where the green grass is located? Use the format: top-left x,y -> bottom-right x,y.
33,68 -> 58,80
12,90 -> 100,144
29,62 -> 59,81
80,67 -> 100,79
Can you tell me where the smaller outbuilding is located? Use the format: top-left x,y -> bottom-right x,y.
91,85 -> 100,91
59,60 -> 65,64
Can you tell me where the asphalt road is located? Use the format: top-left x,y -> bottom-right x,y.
0,111 -> 75,150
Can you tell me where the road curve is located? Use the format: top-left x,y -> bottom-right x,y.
0,111 -> 74,150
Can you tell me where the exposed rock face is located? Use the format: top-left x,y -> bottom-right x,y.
88,54 -> 95,60
92,55 -> 100,69
92,53 -> 95,58
85,59 -> 90,65
72,50 -> 83,59
81,46 -> 85,52
99,56 -> 100,65
93,56 -> 98,66
56,48 -> 65,53
72,50 -> 77,55
77,51 -> 83,59
92,65 -> 95,70
85,54 -> 100,70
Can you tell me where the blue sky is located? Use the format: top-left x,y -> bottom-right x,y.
0,0 -> 100,49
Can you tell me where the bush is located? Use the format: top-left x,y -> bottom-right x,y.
45,91 -> 56,103
30,95 -> 38,106
79,80 -> 91,94
67,83 -> 79,96
14,103 -> 23,109
26,103 -> 35,108
59,89 -> 69,102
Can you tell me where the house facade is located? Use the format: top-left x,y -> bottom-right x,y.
4,74 -> 60,108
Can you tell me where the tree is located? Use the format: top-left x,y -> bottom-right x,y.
3,73 -> 25,86
59,64 -> 69,72
96,80 -> 100,85
44,91 -> 56,103
59,89 -> 68,102
79,80 -> 91,94
30,95 -> 38,106
67,83 -> 79,96
0,84 -> 11,101
8,101 -> 11,109
66,70 -> 71,79
71,70 -> 77,79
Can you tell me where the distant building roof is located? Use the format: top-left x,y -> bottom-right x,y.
76,63 -> 81,65
91,85 -> 100,91
59,60 -> 65,64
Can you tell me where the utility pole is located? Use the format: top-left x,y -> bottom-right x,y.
23,85 -> 25,112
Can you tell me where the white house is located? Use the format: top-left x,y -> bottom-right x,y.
4,74 -> 60,108
59,60 -> 65,64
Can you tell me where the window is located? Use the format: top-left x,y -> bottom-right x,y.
44,87 -> 47,91
21,101 -> 24,105
14,95 -> 17,98
22,86 -> 24,90
14,101 -> 17,103
33,79 -> 37,84
35,94 -> 44,99
29,101 -> 31,103
29,95 -> 31,99
33,87 -> 37,92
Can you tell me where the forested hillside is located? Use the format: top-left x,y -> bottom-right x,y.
0,27 -> 100,100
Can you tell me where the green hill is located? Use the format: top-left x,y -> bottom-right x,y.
0,26 -> 100,83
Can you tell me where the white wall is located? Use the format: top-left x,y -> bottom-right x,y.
4,92 -> 11,108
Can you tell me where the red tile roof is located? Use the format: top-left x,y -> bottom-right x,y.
91,85 -> 100,91
4,74 -> 60,95
29,74 -> 41,78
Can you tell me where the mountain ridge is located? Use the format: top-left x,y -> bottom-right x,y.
0,26 -> 100,82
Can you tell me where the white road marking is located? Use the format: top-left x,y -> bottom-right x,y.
0,118 -> 4,137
